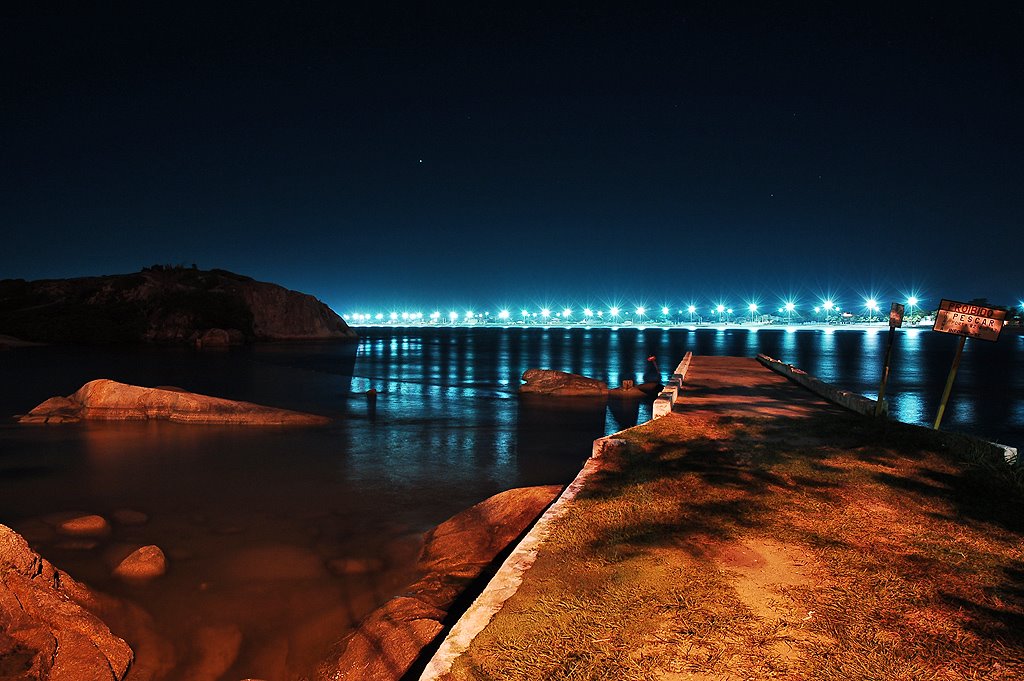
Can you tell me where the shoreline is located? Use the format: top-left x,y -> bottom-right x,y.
349,321 -> 1023,332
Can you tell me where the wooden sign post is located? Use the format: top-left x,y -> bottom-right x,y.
875,302 -> 904,416
931,299 -> 1007,429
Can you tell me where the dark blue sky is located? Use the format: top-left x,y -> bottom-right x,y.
3,2 -> 1022,313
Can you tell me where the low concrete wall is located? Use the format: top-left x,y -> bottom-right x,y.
653,351 -> 692,418
758,355 -> 1021,467
756,353 -> 884,416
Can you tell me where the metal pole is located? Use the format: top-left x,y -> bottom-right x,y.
875,326 -> 896,416
933,335 -> 967,430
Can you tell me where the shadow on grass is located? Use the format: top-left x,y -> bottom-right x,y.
569,406 -> 1024,666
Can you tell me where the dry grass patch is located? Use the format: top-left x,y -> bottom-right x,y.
446,411 -> 1024,680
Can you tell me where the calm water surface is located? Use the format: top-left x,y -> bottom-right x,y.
0,327 -> 1021,678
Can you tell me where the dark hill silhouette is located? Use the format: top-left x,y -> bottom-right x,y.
0,265 -> 356,344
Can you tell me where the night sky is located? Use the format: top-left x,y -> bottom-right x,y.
3,3 -> 1022,313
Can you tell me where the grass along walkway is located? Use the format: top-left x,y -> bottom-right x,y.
444,366 -> 1024,680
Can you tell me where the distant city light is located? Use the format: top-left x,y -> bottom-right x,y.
345,289 -> 933,327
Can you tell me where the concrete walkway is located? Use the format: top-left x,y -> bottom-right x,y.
420,354 -> 1024,679
420,355 -> 844,679
673,356 -> 843,419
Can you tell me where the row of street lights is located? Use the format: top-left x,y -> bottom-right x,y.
346,296 -> 927,325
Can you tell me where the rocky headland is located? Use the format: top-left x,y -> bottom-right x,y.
18,379 -> 330,425
0,266 -> 356,345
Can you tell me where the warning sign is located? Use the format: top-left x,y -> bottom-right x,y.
932,299 -> 1007,342
889,302 -> 905,328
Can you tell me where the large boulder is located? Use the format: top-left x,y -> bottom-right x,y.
519,368 -> 609,397
314,485 -> 561,681
0,524 -> 133,680
18,379 -> 330,425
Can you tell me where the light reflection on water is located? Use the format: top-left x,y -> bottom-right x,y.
0,327 -> 1021,677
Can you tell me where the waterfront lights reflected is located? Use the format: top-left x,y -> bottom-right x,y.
341,325 -> 1024,449
341,284 -> 1009,329
893,391 -> 927,423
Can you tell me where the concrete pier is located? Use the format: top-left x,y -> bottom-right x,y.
419,354 -> 1024,680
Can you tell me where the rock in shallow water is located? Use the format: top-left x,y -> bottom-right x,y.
113,545 -> 167,582
18,379 -> 330,425
327,557 -> 384,575
519,368 -> 609,396
223,544 -> 327,581
58,514 -> 111,537
112,509 -> 149,526
177,624 -> 243,681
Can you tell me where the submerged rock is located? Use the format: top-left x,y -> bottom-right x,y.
112,509 -> 149,526
314,485 -> 561,681
327,557 -> 384,575
176,624 -> 243,681
18,379 -> 330,425
519,369 -> 609,397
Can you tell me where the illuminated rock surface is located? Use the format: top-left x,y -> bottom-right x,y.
0,266 -> 356,344
0,524 -> 133,680
518,368 -> 609,396
58,514 -> 111,537
314,485 -> 561,681
112,546 -> 167,582
18,379 -> 330,425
